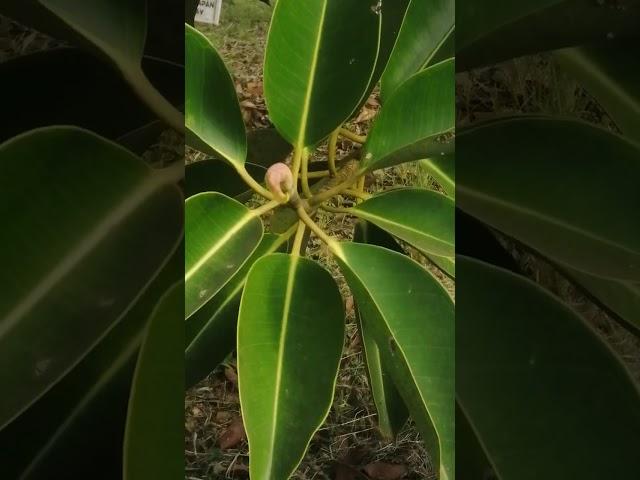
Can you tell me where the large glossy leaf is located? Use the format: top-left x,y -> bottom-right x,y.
185,233 -> 287,388
419,155 -> 455,198
38,0 -> 183,131
264,0 -> 380,149
0,48 -> 183,147
0,127 -> 182,431
335,243 -> 454,480
0,251 -> 181,479
457,256 -> 640,479
380,0 -> 454,100
353,221 -> 409,440
456,0 -> 640,71
555,43 -> 640,143
238,254 -> 344,479
351,188 -> 454,258
457,117 -> 640,281
352,0 -> 411,114
124,284 -> 183,480
185,24 -> 248,166
361,59 -> 455,172
184,193 -> 264,319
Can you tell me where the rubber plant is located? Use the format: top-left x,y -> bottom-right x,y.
184,0 -> 454,478
0,1 -> 185,479
455,1 -> 640,478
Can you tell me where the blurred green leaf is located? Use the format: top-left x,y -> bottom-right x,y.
124,283 -> 183,480
185,24 -> 247,166
351,188 -> 454,258
39,0 -> 183,130
380,0 -> 454,100
336,243 -> 454,480
457,0 -> 640,71
0,127 -> 182,431
185,192 -> 264,319
555,43 -> 640,143
264,0 -> 380,149
457,117 -> 640,281
353,221 -> 409,440
457,256 -> 640,479
238,254 -> 344,479
362,59 -> 454,172
0,251 -> 181,479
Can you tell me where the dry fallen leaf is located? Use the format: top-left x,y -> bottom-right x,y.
218,416 -> 246,450
363,462 -> 408,480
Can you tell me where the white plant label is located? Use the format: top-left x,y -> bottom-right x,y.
195,0 -> 222,25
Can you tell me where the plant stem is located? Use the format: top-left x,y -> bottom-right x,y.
251,199 -> 280,217
236,166 -> 275,201
125,65 -> 185,134
339,127 -> 366,144
300,148 -> 313,198
318,203 -> 351,214
291,220 -> 307,256
291,146 -> 303,185
309,174 -> 360,206
343,189 -> 371,201
328,129 -> 339,176
296,205 -> 338,249
306,170 -> 331,179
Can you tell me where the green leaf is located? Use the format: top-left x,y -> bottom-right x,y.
456,0 -> 640,71
185,23 -> 247,166
380,0 -> 454,100
0,127 -> 182,431
38,0 -> 182,131
185,233 -> 287,388
335,243 -> 454,480
264,0 -> 380,149
351,188 -> 454,258
0,251 -> 181,479
457,256 -> 640,479
185,160 -> 266,200
238,254 -> 344,479
124,284 -> 183,480
352,0 -> 411,115
361,59 -> 455,172
457,117 -> 640,281
353,221 -> 409,440
554,43 -> 640,144
185,192 -> 264,319
419,155 -> 455,198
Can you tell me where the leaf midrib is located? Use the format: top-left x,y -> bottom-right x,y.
265,255 -> 299,476
295,0 -> 329,149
